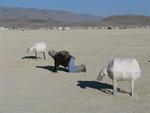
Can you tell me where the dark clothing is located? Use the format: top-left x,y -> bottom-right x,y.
49,50 -> 86,73
53,51 -> 72,72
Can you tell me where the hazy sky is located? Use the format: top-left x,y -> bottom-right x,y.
0,0 -> 150,17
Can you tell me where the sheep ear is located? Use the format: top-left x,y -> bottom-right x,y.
101,72 -> 105,76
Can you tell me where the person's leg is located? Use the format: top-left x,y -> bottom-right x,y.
68,58 -> 82,73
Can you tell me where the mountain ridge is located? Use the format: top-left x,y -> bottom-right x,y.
0,6 -> 150,28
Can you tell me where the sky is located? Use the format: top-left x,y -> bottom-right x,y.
0,0 -> 150,17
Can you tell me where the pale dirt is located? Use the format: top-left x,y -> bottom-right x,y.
0,29 -> 150,113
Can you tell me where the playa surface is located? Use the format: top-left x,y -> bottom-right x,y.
0,29 -> 150,113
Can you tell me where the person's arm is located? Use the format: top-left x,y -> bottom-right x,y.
54,56 -> 60,72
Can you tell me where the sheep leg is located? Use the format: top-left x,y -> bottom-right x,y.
43,52 -> 46,60
131,80 -> 135,96
113,80 -> 117,95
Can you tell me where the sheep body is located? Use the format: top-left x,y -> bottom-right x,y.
97,58 -> 141,96
27,42 -> 46,60
107,58 -> 141,80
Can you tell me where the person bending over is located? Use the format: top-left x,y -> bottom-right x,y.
48,50 -> 86,73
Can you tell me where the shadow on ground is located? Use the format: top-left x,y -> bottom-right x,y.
22,56 -> 42,60
36,65 -> 68,72
77,81 -> 129,95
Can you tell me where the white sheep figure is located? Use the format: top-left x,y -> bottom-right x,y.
27,42 -> 46,60
97,58 -> 141,96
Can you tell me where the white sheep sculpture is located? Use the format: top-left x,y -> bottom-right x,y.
97,58 -> 141,96
27,42 -> 46,60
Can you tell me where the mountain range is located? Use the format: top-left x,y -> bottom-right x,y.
0,6 -> 150,28
101,15 -> 150,26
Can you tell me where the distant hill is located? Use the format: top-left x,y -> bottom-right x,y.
0,6 -> 150,28
101,15 -> 150,26
0,6 -> 102,27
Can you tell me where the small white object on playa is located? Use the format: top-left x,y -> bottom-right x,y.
97,58 -> 141,96
27,42 -> 46,60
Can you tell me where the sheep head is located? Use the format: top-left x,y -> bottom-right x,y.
97,68 -> 108,81
26,48 -> 30,54
26,47 -> 33,54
